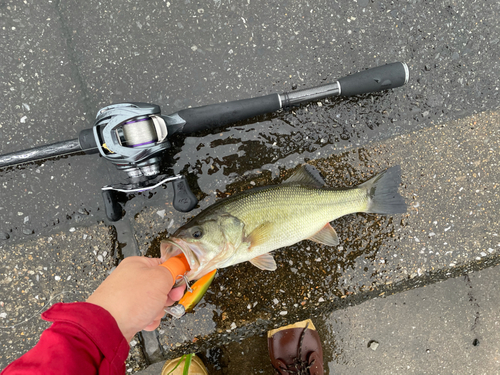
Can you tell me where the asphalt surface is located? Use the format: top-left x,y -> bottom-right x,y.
1,0 -> 500,373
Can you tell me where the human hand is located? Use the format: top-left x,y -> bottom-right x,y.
86,255 -> 186,342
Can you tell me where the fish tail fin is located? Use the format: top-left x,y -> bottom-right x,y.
361,165 -> 407,214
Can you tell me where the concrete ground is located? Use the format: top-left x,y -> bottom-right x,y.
184,263 -> 500,375
1,0 -> 500,374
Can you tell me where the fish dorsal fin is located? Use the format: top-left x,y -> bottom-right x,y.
249,253 -> 277,271
247,222 -> 274,247
308,223 -> 339,246
284,164 -> 326,187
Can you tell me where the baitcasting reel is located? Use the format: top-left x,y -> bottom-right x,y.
80,102 -> 198,221
0,62 -> 410,221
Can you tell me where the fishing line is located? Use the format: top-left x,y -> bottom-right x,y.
0,290 -> 86,330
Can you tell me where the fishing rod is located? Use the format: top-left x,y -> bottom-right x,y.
0,62 -> 409,222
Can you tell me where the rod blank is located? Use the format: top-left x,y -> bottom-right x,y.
0,139 -> 82,168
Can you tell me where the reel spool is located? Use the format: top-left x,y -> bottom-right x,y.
93,103 -> 170,181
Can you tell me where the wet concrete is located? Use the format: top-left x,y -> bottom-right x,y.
1,0 -> 500,373
195,263 -> 500,374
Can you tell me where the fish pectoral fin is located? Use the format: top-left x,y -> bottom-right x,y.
284,164 -> 326,187
308,223 -> 339,246
249,253 -> 277,271
247,222 -> 274,247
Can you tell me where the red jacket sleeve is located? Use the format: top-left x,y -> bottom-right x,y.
1,302 -> 130,375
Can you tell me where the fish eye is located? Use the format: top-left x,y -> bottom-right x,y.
191,228 -> 203,239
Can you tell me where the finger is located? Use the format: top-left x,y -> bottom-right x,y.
143,319 -> 161,331
169,285 -> 187,300
154,309 -> 166,322
144,309 -> 166,331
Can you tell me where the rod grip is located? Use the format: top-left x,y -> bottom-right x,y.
338,62 -> 409,96
174,94 -> 281,134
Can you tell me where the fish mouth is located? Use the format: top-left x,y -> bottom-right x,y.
162,238 -> 203,279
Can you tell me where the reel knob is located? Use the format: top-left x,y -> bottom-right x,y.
172,176 -> 198,212
102,189 -> 123,222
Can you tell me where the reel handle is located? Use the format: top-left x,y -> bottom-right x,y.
172,176 -> 198,212
102,190 -> 123,222
100,175 -> 198,221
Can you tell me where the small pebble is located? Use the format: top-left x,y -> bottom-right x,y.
368,340 -> 379,351
0,232 -> 9,240
78,208 -> 89,215
23,229 -> 34,235
54,276 -> 61,281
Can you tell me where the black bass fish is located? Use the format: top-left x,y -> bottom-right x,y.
162,165 -> 406,281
